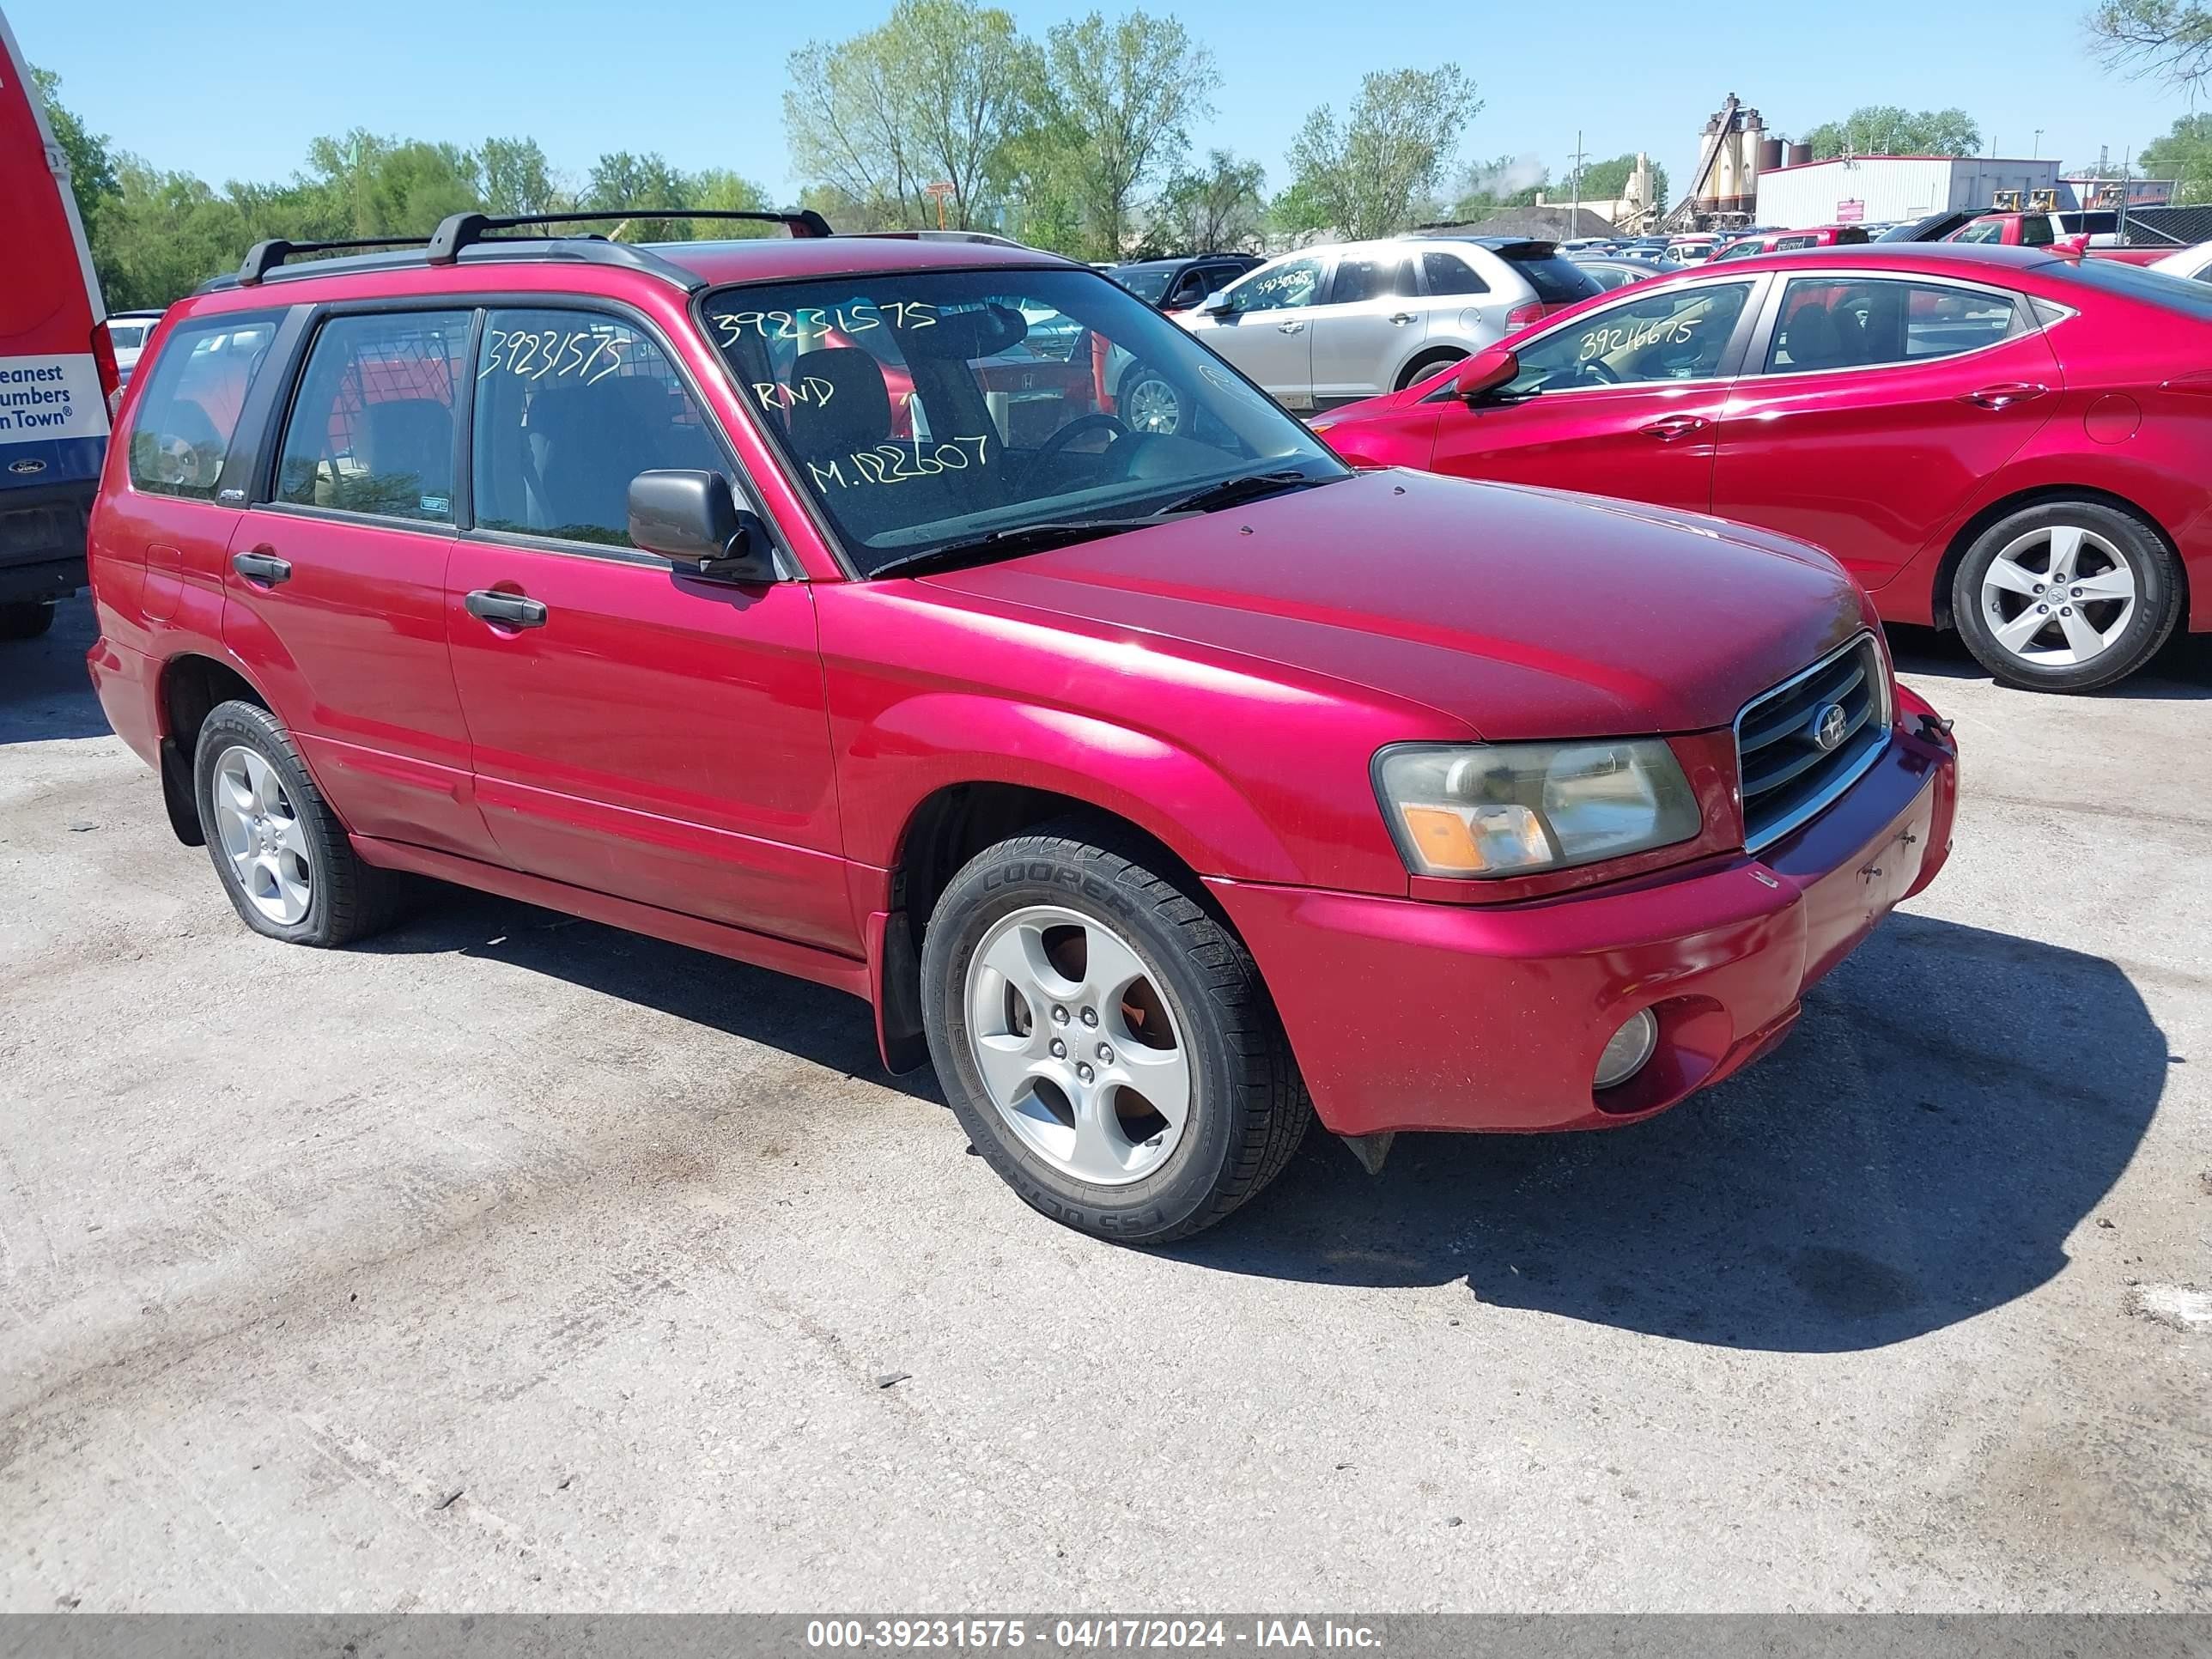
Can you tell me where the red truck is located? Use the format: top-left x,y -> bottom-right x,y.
1946,210 -> 2177,264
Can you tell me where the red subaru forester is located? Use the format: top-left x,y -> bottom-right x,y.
84,211 -> 1958,1241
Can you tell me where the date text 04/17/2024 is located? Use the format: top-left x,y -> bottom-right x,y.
802,1621 -> 1383,1650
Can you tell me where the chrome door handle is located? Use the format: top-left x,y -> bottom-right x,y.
1389,312 -> 1416,325
1640,415 -> 1711,441
465,589 -> 548,629
1960,381 -> 2046,410
1277,321 -> 1305,334
231,549 -> 291,586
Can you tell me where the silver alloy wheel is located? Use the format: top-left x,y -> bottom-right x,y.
1979,523 -> 2138,668
963,903 -> 1192,1186
210,744 -> 313,925
1123,374 -> 1182,435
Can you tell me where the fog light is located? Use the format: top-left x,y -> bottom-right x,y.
1594,1008 -> 1659,1091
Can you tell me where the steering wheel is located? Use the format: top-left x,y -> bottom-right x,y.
1577,356 -> 1622,386
1017,411 -> 1133,488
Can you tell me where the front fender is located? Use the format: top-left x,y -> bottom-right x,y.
840,690 -> 1304,884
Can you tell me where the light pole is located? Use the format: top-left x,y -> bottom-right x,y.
2033,129 -> 2044,160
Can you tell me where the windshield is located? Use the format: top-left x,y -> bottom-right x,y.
702,267 -> 1344,576
1110,265 -> 1176,303
2036,254 -> 2212,319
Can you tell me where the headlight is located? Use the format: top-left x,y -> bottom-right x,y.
1375,739 -> 1701,878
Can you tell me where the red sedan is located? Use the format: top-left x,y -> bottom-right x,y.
1315,242 -> 2212,690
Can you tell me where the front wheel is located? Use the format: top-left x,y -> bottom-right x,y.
1952,502 -> 2181,691
921,827 -> 1310,1243
1117,364 -> 1188,434
1395,349 -> 1467,392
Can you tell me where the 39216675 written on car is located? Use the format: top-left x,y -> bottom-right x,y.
82,210 -> 1957,1242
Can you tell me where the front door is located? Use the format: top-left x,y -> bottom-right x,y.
444,305 -> 852,955
1711,273 -> 2063,593
1191,255 -> 1324,408
1429,276 -> 1763,515
225,307 -> 490,858
1309,251 -> 1424,404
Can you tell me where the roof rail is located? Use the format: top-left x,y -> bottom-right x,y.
235,235 -> 428,286
426,207 -> 832,264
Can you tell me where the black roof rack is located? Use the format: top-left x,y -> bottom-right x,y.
235,235 -> 428,286
425,207 -> 832,264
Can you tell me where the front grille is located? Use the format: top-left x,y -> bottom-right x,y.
1735,635 -> 1891,853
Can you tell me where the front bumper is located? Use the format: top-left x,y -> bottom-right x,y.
1207,704 -> 1957,1139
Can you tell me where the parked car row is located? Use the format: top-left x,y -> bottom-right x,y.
1314,240 -> 2212,692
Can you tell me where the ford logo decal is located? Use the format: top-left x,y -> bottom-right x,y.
7,458 -> 46,476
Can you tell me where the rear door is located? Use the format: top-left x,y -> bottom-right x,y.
1711,272 -> 2062,594
1309,251 -> 1424,403
227,307 -> 490,857
1427,276 -> 1764,514
443,302 -> 851,953
0,13 -> 111,603
1189,255 -> 1323,407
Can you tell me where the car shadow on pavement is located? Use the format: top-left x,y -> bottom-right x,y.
359,892 -> 947,1103
1887,622 -> 2212,699
0,598 -> 116,744
1170,912 -> 2171,1352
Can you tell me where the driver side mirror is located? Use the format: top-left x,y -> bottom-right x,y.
628,470 -> 775,584
1200,289 -> 1235,317
1453,345 -> 1521,404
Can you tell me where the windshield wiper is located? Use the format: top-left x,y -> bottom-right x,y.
869,517 -> 1167,580
1151,468 -> 1341,517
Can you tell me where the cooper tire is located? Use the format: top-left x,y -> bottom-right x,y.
1952,501 -> 2181,692
921,823 -> 1310,1243
192,699 -> 404,946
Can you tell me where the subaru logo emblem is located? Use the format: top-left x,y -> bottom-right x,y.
7,458 -> 45,476
1811,702 -> 1849,752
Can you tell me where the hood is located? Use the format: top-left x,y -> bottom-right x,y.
921,469 -> 1871,740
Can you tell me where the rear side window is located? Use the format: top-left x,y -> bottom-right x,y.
126,313 -> 282,500
1765,278 -> 2024,373
275,312 -> 470,523
1505,251 -> 1604,304
1422,251 -> 1488,295
471,308 -> 724,548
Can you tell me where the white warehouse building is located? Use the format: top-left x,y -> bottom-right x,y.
1753,155 -> 2063,228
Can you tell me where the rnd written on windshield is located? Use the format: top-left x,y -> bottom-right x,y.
805,1620 -> 1382,1650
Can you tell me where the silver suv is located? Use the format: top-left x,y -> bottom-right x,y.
1177,235 -> 1603,410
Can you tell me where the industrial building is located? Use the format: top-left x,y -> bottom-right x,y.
1753,155 -> 2063,228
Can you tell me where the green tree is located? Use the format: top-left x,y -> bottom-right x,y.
1279,65 -> 1480,240
301,130 -> 483,235
28,67 -> 118,259
1152,149 -> 1267,252
93,160 -> 252,310
2142,112 -> 2212,200
2087,0 -> 2212,88
1801,106 -> 1982,159
582,150 -> 689,239
685,167 -> 779,236
1037,10 -> 1218,258
784,0 -> 1035,231
479,137 -> 563,216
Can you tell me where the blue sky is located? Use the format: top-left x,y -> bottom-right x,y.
13,0 -> 2191,206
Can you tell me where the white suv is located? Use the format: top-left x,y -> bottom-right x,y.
1177,236 -> 1601,410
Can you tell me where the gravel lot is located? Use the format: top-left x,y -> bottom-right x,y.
3,595 -> 2209,1613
